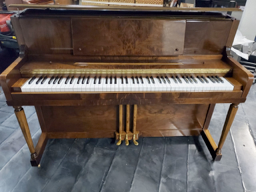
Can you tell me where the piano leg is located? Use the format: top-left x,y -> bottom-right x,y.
201,103 -> 238,161
215,103 -> 238,160
14,106 -> 45,167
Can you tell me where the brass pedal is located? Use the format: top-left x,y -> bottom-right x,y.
116,134 -> 122,146
125,134 -> 129,146
133,134 -> 139,146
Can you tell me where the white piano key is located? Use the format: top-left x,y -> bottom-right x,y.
81,76 -> 89,92
40,77 -> 50,92
21,77 -> 34,92
31,77 -> 43,92
60,77 -> 69,91
50,77 -> 60,92
56,77 -> 65,92
221,77 -> 234,91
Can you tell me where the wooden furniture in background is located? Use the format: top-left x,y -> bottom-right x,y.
0,7 -> 253,166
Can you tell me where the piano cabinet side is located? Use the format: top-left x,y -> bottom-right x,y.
0,57 -> 26,102
224,56 -> 254,98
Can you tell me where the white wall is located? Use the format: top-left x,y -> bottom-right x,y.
238,0 -> 256,41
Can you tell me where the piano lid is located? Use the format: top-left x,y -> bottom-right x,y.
9,4 -> 242,12
11,7 -> 238,58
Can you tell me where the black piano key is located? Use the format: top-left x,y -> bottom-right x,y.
157,76 -> 162,84
120,76 -> 123,84
176,76 -> 182,83
86,76 -> 90,84
70,76 -> 74,84
172,76 -> 178,84
99,76 -> 101,84
150,76 -> 155,84
197,76 -> 204,83
212,76 -> 219,83
182,76 -> 189,84
201,76 -> 209,83
161,76 -> 166,84
191,76 -> 197,84
41,76 -> 48,84
106,77 -> 108,84
77,76 -> 81,84
187,76 -> 193,83
165,76 -> 171,84
135,76 -> 139,84
48,76 -> 55,84
132,77 -> 135,84
110,76 -> 113,84
146,76 -> 150,84
208,76 -> 215,83
28,77 -> 36,84
115,77 -> 117,84
65,76 -> 70,84
81,76 -> 86,84
36,76 -> 43,84
53,76 -> 59,84
125,77 -> 128,84
94,76 -> 97,84
58,76 -> 63,84
140,76 -> 144,84
216,76 -> 224,83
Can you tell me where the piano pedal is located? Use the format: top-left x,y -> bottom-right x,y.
133,134 -> 139,146
125,134 -> 129,146
116,134 -> 122,146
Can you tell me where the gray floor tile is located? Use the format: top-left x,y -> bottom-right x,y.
0,131 -> 41,192
12,139 -> 75,192
0,93 -> 7,102
1,107 -> 35,129
0,111 -> 12,124
213,164 -> 244,192
187,136 -> 216,192
71,139 -> 118,192
231,120 -> 256,191
100,139 -> 143,192
41,139 -> 98,192
0,103 -> 15,113
0,101 -> 5,107
0,113 -> 40,170
159,137 -> 188,192
0,126 -> 15,144
130,138 -> 165,192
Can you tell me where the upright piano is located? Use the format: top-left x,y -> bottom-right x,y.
0,6 -> 253,167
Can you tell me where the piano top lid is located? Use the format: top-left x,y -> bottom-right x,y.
9,4 -> 242,13
10,5 -> 238,58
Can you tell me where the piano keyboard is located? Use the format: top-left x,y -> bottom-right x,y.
21,75 -> 234,92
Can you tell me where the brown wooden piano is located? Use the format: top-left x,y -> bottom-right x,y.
0,5 -> 253,167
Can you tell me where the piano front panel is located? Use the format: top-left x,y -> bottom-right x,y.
136,104 -> 209,137
35,104 -> 208,138
72,18 -> 186,56
39,105 -> 118,137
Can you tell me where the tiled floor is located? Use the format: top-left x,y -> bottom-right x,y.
0,85 -> 256,192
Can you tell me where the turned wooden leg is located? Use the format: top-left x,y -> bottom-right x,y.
215,103 -> 238,160
14,106 -> 39,166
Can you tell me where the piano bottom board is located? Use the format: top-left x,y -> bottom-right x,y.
36,104 -> 210,138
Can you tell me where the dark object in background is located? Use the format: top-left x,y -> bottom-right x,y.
0,12 -> 19,73
0,47 -> 17,72
195,0 -> 247,7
